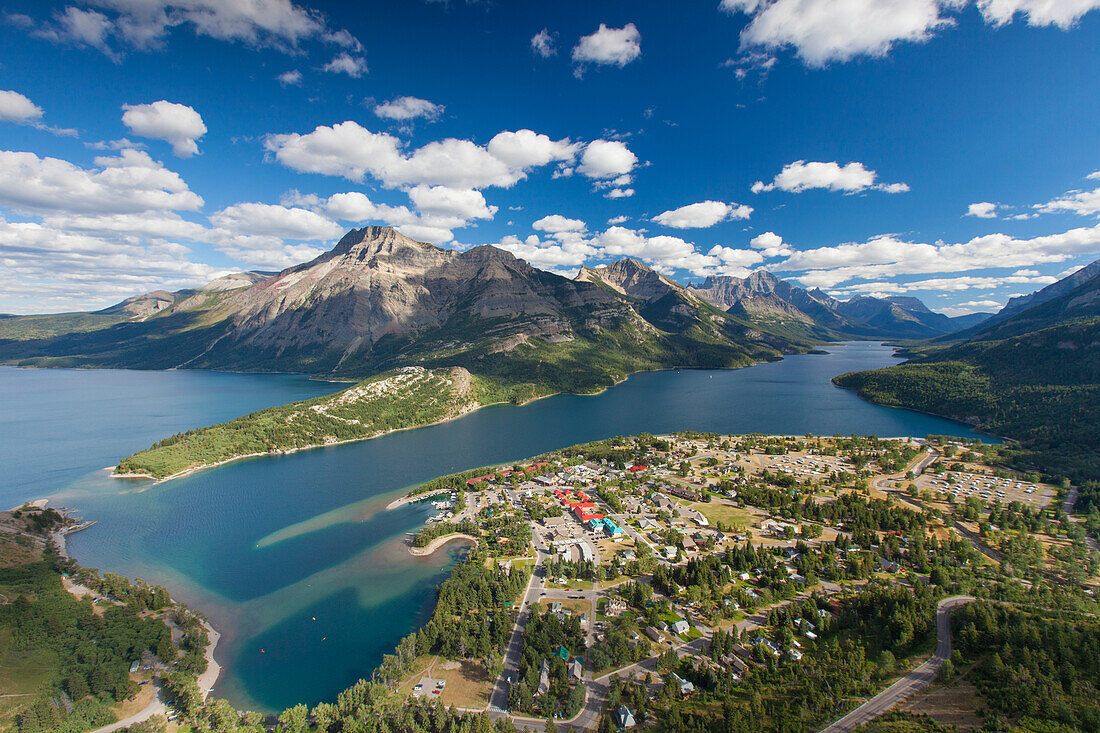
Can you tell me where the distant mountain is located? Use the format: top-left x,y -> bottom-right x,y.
1001,259 -> 1100,317
834,295 -> 957,339
835,257 -> 1100,494
0,227 -> 805,393
948,312 -> 993,331
686,272 -> 966,340
938,259 -> 1100,344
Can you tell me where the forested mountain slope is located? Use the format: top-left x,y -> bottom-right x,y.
835,259 -> 1100,499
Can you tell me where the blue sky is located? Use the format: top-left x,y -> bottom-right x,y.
1,0 -> 1098,315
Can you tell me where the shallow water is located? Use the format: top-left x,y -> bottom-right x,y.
0,344 -> 992,711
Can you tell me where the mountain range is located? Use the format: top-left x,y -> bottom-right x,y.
13,224 -> 1090,485
0,226 -> 985,391
0,227 -> 795,394
0,227 -> 992,383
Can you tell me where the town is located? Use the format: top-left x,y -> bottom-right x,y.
381,432 -> 1098,731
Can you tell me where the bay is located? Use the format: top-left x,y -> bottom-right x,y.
0,343 -> 993,712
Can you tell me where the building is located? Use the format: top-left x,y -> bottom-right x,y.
673,674 -> 695,697
670,619 -> 690,636
616,705 -> 636,728
570,658 -> 584,683
538,660 -> 551,695
645,626 -> 665,643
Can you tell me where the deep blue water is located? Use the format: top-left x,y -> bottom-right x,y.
0,344 -> 993,712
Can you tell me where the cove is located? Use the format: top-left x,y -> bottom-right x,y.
3,343 -> 993,712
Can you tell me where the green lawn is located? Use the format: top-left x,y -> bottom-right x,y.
0,628 -> 58,729
692,501 -> 751,528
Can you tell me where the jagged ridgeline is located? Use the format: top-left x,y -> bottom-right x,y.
0,226 -> 802,384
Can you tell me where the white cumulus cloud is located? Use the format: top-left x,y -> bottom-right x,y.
752,160 -> 908,194
533,215 -> 587,233
122,100 -> 207,157
572,23 -> 641,73
578,140 -> 638,180
749,231 -> 793,257
721,0 -> 1100,68
323,52 -> 367,77
265,121 -> 580,190
0,148 -> 202,215
966,202 -> 999,218
0,89 -> 43,123
374,96 -> 443,121
1034,177 -> 1100,218
531,28 -> 556,57
652,200 -> 753,228
209,202 -> 344,240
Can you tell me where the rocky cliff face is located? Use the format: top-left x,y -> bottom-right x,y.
577,259 -> 697,303
690,271 -> 857,334
192,226 -> 637,371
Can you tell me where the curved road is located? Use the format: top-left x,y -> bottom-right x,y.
816,595 -> 975,733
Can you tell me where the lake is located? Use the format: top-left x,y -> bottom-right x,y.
0,343 -> 993,712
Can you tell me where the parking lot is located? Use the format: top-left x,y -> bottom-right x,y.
916,471 -> 1055,507
411,677 -> 446,698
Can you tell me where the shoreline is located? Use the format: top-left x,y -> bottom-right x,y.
114,350 -> 814,487
53,505 -> 223,705
407,533 -> 478,556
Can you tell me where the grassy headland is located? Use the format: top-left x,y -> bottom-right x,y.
114,366 -> 517,480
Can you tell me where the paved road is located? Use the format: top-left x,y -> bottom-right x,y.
816,595 -> 975,733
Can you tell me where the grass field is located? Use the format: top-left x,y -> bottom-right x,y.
0,629 -> 57,731
691,501 -> 751,528
535,598 -> 590,616
396,655 -> 491,710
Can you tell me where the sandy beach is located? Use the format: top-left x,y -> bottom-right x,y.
407,533 -> 478,556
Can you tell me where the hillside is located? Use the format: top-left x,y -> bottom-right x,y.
0,228 -> 804,391
835,258 -> 1100,498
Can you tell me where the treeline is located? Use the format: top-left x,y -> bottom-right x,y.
727,481 -> 927,536
951,602 -> 1100,730
0,557 -> 180,733
373,544 -> 530,688
411,520 -> 479,548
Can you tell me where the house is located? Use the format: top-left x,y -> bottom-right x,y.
607,597 -> 628,615
662,546 -> 678,560
645,626 -> 665,643
551,601 -> 563,613
673,674 -> 695,697
638,518 -> 659,531
570,658 -> 584,683
615,705 -> 636,728
670,619 -> 690,636
538,660 -> 551,695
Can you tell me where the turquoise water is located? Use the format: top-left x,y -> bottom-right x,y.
0,344 -> 993,712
